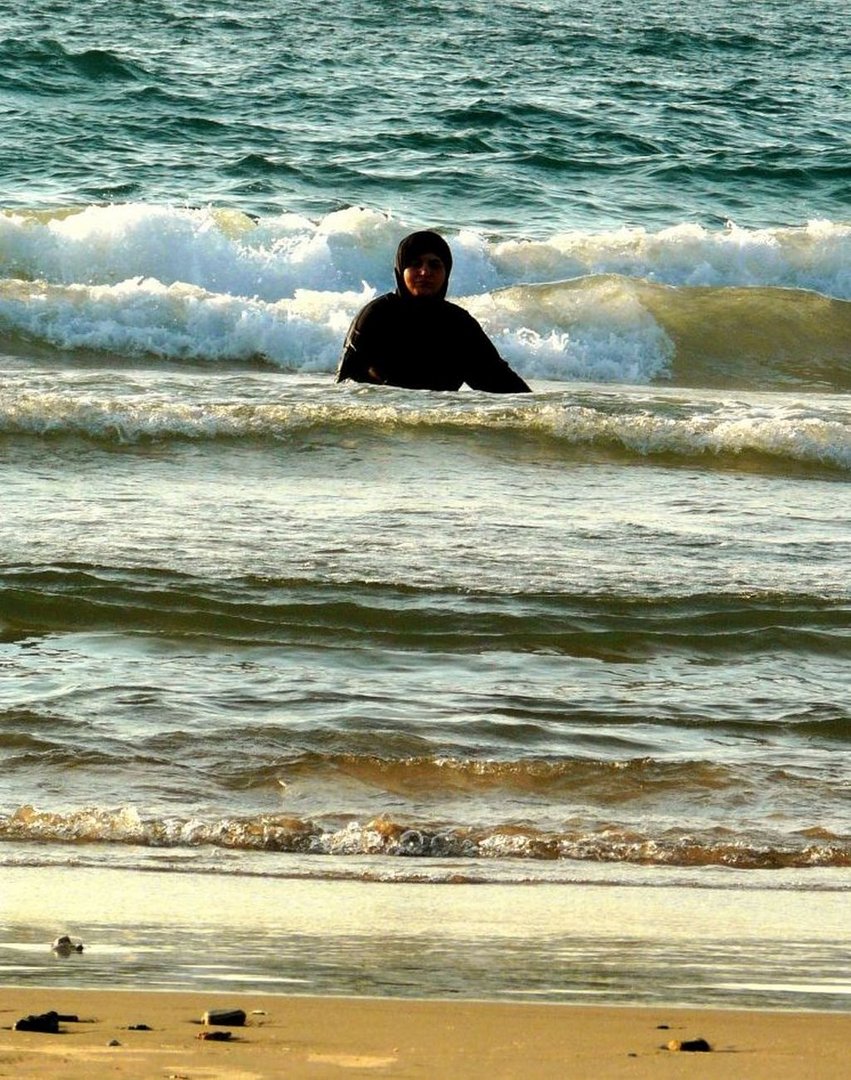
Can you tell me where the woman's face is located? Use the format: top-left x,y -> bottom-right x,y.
402,253 -> 447,298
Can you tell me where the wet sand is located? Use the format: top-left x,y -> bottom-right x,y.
0,987 -> 848,1079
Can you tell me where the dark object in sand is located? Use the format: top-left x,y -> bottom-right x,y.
202,1008 -> 246,1027
197,1030 -> 233,1041
668,1037 -> 712,1052
127,1023 -> 153,1030
13,1011 -> 60,1033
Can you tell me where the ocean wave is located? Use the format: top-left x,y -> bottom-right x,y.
1,383 -> 849,471
4,204 -> 849,297
1,205 -> 850,390
1,804 -> 847,870
2,564 -> 849,651
0,38 -> 148,92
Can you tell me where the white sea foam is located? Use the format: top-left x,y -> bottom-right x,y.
4,205 -> 850,297
1,205 -> 850,384
3,384 -> 848,470
489,219 -> 851,296
0,270 -> 673,382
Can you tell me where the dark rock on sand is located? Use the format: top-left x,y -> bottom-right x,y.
13,1011 -> 60,1033
202,1008 -> 246,1026
668,1037 -> 712,1052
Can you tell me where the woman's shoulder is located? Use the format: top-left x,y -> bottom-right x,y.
348,291 -> 398,330
357,291 -> 398,315
440,299 -> 488,334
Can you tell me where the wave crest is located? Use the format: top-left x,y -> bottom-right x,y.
3,804 -> 846,870
1,205 -> 850,390
2,383 -> 848,472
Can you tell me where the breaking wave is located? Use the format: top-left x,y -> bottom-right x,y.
2,383 -> 848,472
1,204 -> 850,390
1,804 -> 847,870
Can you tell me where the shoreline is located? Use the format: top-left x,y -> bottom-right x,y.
2,861 -> 850,1012
0,988 -> 848,1079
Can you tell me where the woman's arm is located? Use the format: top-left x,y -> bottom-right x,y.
460,312 -> 531,393
336,298 -> 391,384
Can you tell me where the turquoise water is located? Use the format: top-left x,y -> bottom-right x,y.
2,0 -> 848,230
0,0 -> 849,1009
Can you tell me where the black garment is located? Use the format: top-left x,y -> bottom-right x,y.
336,229 -> 531,393
336,292 -> 531,392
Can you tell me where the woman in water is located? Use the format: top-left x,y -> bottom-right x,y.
336,230 -> 531,392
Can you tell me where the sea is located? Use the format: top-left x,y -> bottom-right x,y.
1,0 -> 849,1012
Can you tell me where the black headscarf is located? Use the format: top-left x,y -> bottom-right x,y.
394,230 -> 453,300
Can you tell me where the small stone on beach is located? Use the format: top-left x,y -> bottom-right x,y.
197,1030 -> 233,1041
667,1037 -> 712,1052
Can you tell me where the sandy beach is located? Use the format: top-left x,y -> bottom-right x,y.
0,988 -> 847,1079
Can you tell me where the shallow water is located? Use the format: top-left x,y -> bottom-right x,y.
2,863 -> 849,1010
0,0 -> 848,1010
2,376 -> 848,878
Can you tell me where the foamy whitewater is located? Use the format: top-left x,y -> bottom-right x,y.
0,0 -> 848,1010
